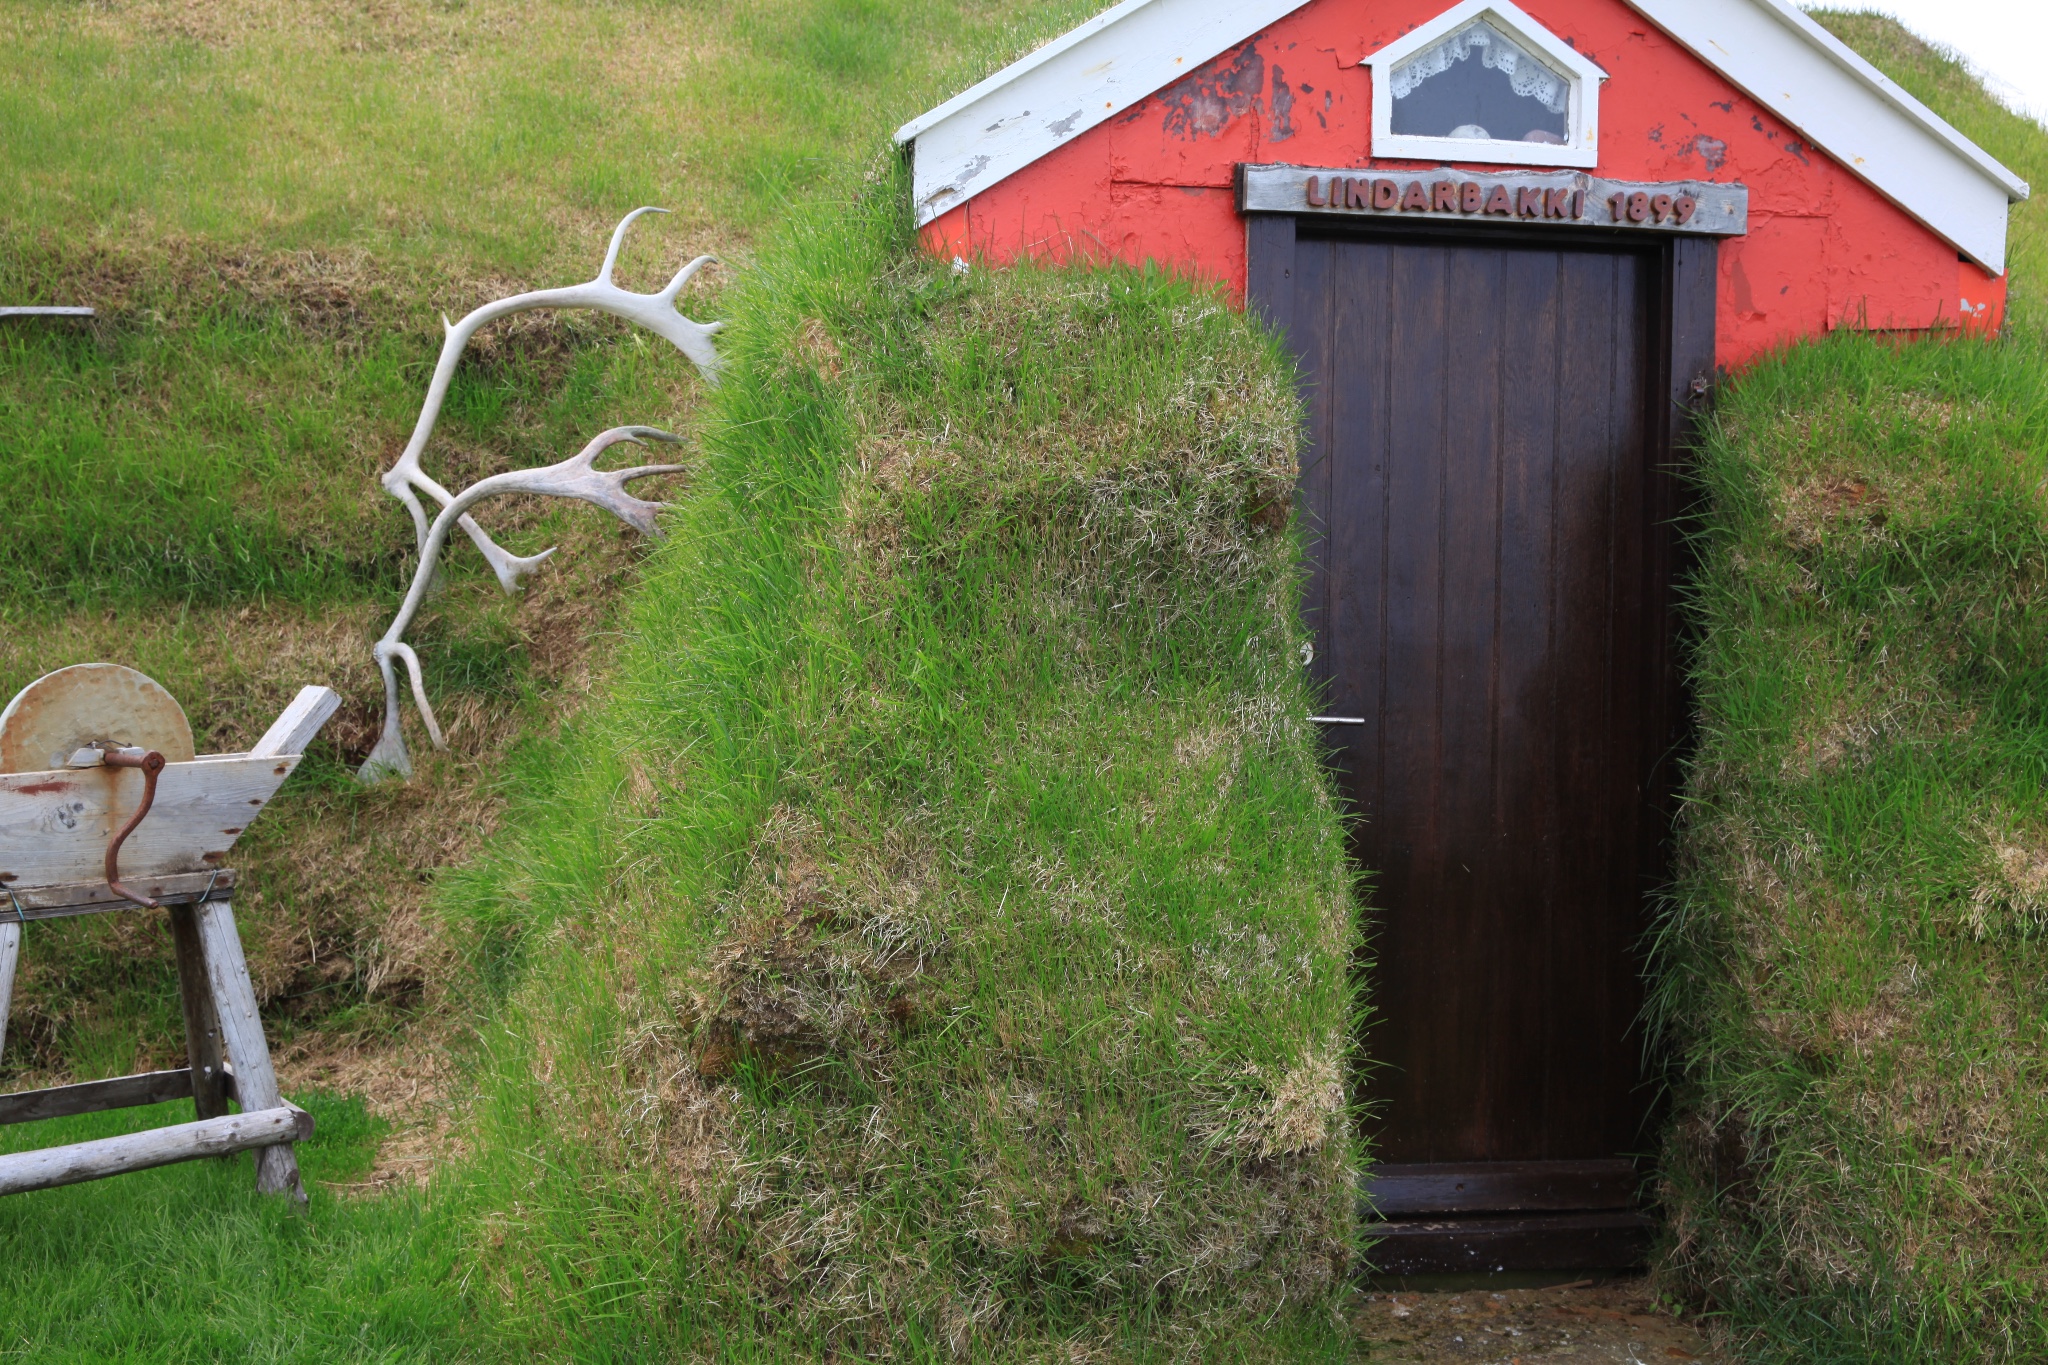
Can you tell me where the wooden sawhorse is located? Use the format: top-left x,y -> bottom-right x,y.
0,680 -> 340,1201
0,873 -> 309,1199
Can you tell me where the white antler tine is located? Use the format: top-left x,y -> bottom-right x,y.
457,513 -> 556,594
573,424 -> 681,467
598,206 -> 672,286
572,424 -> 642,468
391,642 -> 447,750
658,254 -> 720,304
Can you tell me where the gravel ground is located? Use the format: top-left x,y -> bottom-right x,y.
1349,1276 -> 1720,1363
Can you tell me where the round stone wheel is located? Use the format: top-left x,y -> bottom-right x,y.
0,663 -> 197,774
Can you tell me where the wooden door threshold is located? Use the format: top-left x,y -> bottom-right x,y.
1360,1160 -> 1652,1274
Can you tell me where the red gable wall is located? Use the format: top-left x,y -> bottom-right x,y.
918,0 -> 2006,369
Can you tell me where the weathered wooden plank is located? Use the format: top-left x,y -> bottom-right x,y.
1360,1211 -> 1654,1276
1364,1160 -> 1640,1217
0,1067 -> 241,1126
168,902 -> 231,1119
250,686 -> 342,760
1236,164 -> 1749,237
0,755 -> 296,889
196,899 -> 304,1200
0,1105 -> 308,1196
0,919 -> 17,1062
2,869 -> 237,917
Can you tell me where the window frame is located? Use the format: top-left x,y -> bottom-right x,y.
1367,0 -> 1608,169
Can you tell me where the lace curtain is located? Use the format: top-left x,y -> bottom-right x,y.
1389,20 -> 1569,116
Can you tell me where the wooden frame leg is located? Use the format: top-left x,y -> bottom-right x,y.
193,897 -> 305,1202
166,904 -> 229,1121
0,919 -> 19,1064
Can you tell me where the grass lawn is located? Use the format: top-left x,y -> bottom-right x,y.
0,1096 -> 470,1363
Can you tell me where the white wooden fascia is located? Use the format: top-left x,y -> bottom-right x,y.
892,0 -> 1308,226
1366,0 -> 1607,169
1625,0 -> 2027,272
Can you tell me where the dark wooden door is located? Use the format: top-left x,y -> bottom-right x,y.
1288,230 -> 1685,1168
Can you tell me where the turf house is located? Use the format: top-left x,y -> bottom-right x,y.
895,0 -> 2029,1277
5,0 -> 2048,1359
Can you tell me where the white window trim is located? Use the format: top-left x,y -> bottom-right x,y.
1367,0 -> 1608,169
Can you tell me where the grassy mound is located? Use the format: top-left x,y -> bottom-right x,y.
440,165 -> 1360,1359
1653,16 -> 2048,1359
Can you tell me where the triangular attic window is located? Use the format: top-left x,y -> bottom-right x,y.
1368,0 -> 1607,168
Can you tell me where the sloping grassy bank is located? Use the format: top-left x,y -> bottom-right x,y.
0,0 -> 1093,1108
438,163 -> 1361,1359
1652,17 -> 2048,1359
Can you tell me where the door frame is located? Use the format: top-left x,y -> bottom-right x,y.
1244,204 -> 1722,1275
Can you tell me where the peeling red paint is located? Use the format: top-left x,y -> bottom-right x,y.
917,0 -> 2009,369
1158,42 -> 1266,141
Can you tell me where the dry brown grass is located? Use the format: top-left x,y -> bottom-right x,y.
0,508 -> 672,1187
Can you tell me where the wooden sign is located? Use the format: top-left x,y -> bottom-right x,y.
1237,164 -> 1748,236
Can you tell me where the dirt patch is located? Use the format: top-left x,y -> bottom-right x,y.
1350,1277 -> 1721,1363
276,1029 -> 465,1191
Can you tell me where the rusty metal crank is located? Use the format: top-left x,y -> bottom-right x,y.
99,746 -> 167,907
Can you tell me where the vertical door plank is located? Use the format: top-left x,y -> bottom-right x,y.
1492,246 -> 1566,1154
1293,235 -> 1336,704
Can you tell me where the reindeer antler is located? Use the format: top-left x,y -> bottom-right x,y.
380,207 -> 721,592
360,426 -> 688,780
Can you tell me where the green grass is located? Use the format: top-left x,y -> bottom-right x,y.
0,1094 -> 470,1363
430,160 -> 1362,1359
1649,16 -> 2048,1361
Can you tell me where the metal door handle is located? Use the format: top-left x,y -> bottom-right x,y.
1309,716 -> 1367,725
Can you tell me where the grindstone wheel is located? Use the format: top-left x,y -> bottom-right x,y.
0,663 -> 196,774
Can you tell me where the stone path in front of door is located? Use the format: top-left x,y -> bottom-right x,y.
1349,1276 -> 1721,1362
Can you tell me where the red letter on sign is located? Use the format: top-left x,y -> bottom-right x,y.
1516,187 -> 1544,217
1433,181 -> 1459,212
1547,188 -> 1573,218
1459,181 -> 1483,213
1628,191 -> 1652,223
1305,175 -> 1326,207
1484,184 -> 1514,215
1349,178 -> 1373,210
1373,178 -> 1400,210
1402,181 -> 1431,212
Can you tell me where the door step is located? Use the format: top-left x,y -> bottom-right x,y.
1361,1160 -> 1652,1274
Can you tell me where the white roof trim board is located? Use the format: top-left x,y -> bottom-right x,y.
893,0 -> 1306,227
895,0 -> 2028,270
1626,0 -> 2023,271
